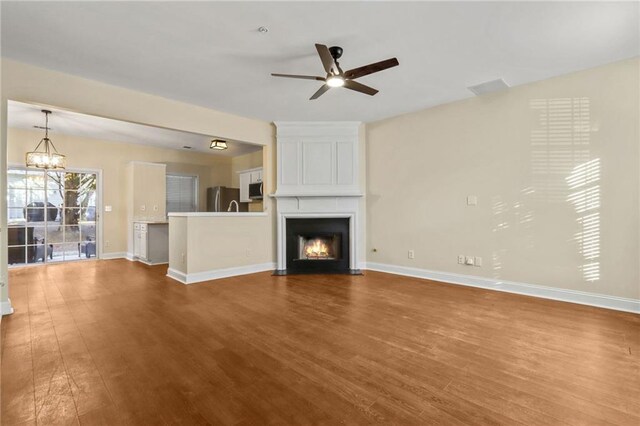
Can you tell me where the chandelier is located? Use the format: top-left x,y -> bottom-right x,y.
25,110 -> 66,169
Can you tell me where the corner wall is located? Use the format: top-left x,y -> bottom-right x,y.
366,57 -> 639,301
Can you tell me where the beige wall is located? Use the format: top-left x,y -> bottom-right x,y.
230,150 -> 263,187
7,127 -> 234,255
168,216 -> 188,273
366,57 -> 639,300
186,215 -> 272,274
1,58 -> 275,309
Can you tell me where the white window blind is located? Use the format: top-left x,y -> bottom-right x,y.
166,174 -> 198,213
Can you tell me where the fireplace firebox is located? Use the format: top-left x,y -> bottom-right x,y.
285,218 -> 350,273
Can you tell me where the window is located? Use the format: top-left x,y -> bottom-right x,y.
166,174 -> 198,213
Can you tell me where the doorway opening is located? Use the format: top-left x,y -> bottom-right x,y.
7,167 -> 99,265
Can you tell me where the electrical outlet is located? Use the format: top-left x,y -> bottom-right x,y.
408,250 -> 415,259
105,205 -> 112,212
458,255 -> 465,264
105,240 -> 110,247
181,252 -> 185,265
246,248 -> 251,257
465,256 -> 475,266
474,256 -> 482,267
153,205 -> 159,211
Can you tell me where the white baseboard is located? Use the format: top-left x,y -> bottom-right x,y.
101,252 -> 127,260
167,262 -> 276,285
365,262 -> 640,314
167,268 -> 188,283
1,298 -> 14,316
138,260 -> 168,266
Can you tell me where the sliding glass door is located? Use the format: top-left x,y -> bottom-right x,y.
7,168 -> 98,265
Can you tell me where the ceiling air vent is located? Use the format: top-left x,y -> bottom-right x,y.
467,78 -> 510,96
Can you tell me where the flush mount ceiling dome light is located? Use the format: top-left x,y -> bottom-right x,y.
210,139 -> 228,150
25,110 -> 66,170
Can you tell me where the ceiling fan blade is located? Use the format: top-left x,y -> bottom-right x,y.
310,84 -> 331,100
343,80 -> 378,96
271,73 -> 325,81
315,44 -> 337,75
344,58 -> 399,80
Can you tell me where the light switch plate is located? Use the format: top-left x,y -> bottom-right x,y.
467,196 -> 478,206
474,256 -> 482,267
104,205 -> 112,212
465,256 -> 475,266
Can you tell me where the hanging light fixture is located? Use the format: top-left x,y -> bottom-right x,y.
25,110 -> 66,169
210,139 -> 228,150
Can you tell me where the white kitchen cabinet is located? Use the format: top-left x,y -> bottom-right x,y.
133,222 -> 168,265
133,223 -> 142,257
238,167 -> 263,203
239,171 -> 252,203
250,169 -> 262,183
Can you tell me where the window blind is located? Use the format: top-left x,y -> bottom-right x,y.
166,174 -> 198,213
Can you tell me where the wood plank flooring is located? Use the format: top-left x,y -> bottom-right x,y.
1,259 -> 639,425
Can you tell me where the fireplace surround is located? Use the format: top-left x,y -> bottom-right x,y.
285,218 -> 350,273
273,121 -> 364,275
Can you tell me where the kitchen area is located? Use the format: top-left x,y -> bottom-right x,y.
208,166 -> 263,213
128,146 -> 267,267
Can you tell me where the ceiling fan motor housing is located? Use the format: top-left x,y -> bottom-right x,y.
329,46 -> 343,60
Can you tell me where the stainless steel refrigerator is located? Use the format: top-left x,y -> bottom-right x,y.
206,187 -> 247,212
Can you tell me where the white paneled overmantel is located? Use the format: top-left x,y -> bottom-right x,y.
274,122 -> 362,197
273,121 -> 365,272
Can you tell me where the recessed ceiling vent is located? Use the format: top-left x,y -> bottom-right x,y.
467,78 -> 510,96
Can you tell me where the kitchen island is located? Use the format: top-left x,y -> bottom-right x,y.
167,212 -> 273,284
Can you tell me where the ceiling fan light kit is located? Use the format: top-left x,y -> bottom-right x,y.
326,76 -> 345,87
271,43 -> 399,100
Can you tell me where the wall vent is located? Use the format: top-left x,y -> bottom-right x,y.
467,78 -> 510,96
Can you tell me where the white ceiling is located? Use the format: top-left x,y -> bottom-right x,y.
1,2 -> 638,123
7,101 -> 263,157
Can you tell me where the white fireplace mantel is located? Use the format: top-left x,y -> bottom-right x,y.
273,121 -> 364,272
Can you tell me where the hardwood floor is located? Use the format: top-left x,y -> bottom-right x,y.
1,259 -> 639,425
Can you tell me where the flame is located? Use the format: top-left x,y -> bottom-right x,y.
305,239 -> 331,259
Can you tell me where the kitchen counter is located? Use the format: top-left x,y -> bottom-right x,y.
167,213 -> 272,284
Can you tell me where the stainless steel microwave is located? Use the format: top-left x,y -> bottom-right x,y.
249,182 -> 263,200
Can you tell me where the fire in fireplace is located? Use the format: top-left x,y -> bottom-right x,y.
299,235 -> 340,260
285,218 -> 350,273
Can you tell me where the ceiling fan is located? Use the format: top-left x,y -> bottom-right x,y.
271,44 -> 399,100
